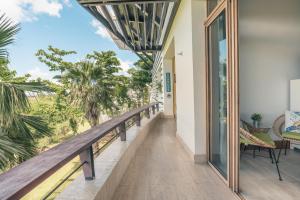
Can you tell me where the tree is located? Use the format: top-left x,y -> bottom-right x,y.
113,75 -> 132,113
59,61 -> 105,127
36,46 -> 76,73
35,47 -> 87,133
128,58 -> 152,107
37,48 -> 123,127
0,14 -> 51,171
62,51 -> 122,126
85,51 -> 122,117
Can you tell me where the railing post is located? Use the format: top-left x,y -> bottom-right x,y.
135,113 -> 141,127
119,122 -> 126,141
152,105 -> 156,115
145,108 -> 150,119
79,146 -> 95,180
156,103 -> 159,112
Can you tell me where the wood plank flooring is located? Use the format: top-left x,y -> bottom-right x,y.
112,119 -> 238,200
240,148 -> 300,200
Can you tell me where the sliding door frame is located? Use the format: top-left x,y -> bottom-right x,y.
204,0 -> 240,192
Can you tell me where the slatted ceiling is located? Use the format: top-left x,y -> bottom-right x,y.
77,0 -> 180,63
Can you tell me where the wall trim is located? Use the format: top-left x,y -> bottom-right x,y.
176,132 -> 207,164
176,132 -> 194,160
162,113 -> 175,118
194,154 -> 207,164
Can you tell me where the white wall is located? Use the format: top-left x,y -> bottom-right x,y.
192,0 -> 207,159
161,0 -> 207,160
239,0 -> 300,127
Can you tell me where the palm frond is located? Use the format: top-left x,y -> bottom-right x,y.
12,81 -> 52,93
0,81 -> 52,120
0,135 -> 30,171
0,14 -> 20,60
0,82 -> 30,122
2,114 -> 52,141
19,115 -> 52,137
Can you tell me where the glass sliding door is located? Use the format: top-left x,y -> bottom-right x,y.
207,10 -> 228,179
207,0 -> 222,15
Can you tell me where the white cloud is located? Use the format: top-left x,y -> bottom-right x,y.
63,0 -> 72,7
116,59 -> 134,76
119,60 -> 133,72
27,66 -> 57,81
0,0 -> 66,23
90,19 -> 112,40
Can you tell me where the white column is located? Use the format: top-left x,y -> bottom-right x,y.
191,0 -> 207,162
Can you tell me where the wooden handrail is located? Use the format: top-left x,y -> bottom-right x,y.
0,102 -> 160,200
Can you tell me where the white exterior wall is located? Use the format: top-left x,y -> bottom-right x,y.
192,0 -> 207,159
160,0 -> 207,161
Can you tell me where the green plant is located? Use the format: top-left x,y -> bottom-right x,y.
0,14 -> 52,171
128,58 -> 152,107
251,113 -> 262,122
37,48 -> 124,127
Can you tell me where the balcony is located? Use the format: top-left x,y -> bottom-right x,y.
0,103 -> 238,200
110,118 -> 237,200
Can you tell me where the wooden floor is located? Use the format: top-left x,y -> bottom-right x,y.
240,148 -> 300,200
112,119 -> 238,200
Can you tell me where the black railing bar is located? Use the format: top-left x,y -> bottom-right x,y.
43,110 -> 147,200
126,121 -> 136,129
93,134 -> 119,156
42,161 -> 88,200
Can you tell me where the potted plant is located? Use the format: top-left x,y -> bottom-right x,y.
251,113 -> 262,128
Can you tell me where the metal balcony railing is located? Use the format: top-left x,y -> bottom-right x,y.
0,102 -> 160,200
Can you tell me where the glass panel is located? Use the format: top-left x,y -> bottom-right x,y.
207,0 -> 222,15
208,11 -> 228,179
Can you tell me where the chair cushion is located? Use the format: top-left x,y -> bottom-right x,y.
240,134 -> 254,145
252,132 -> 275,147
285,111 -> 300,133
282,132 -> 300,141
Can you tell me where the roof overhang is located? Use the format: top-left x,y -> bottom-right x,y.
77,0 -> 180,64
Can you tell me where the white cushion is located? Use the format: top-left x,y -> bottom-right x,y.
285,111 -> 300,133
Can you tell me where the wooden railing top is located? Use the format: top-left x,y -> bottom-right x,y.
0,102 -> 159,200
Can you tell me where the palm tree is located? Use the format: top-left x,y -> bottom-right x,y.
59,59 -> 118,127
0,14 -> 51,171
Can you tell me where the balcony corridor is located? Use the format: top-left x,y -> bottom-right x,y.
112,118 -> 238,200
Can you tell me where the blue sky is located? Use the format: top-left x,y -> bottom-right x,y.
0,0 -> 138,80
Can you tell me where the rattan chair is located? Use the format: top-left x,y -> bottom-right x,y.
273,114 -> 300,151
240,127 -> 282,180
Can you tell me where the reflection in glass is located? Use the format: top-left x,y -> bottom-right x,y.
207,0 -> 222,15
208,11 -> 228,179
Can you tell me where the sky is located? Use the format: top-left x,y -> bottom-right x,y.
0,0 -> 138,80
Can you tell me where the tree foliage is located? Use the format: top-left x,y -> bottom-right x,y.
36,47 -> 129,127
36,45 -> 76,72
128,58 -> 152,106
0,14 -> 20,60
0,15 -> 52,171
0,12 -> 155,171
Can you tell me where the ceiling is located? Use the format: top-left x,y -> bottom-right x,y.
77,0 -> 180,64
